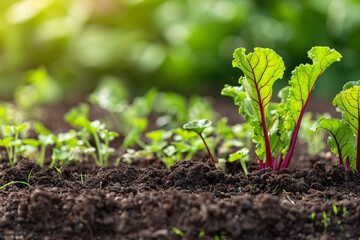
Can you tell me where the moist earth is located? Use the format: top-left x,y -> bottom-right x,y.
1,156 -> 360,240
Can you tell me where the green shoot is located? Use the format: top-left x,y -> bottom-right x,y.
0,169 -> 32,190
99,181 -> 103,189
228,148 -> 249,174
183,119 -> 215,163
0,123 -> 28,166
80,172 -> 84,184
172,227 -> 185,237
65,104 -> 118,166
54,166 -> 62,175
333,204 -> 338,215
198,231 -> 205,238
343,207 -> 347,217
322,211 -> 330,228
311,213 -> 315,221
0,181 -> 30,190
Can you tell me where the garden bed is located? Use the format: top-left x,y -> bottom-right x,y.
1,99 -> 360,240
1,155 -> 360,240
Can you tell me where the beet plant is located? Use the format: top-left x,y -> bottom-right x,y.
183,119 -> 215,164
312,80 -> 360,172
222,47 -> 341,170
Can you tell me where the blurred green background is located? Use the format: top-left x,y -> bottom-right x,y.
1,0 -> 360,102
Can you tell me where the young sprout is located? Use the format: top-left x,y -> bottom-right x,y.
172,227 -> 185,237
54,166 -> 62,175
23,133 -> 56,168
65,105 -> 119,166
228,148 -> 249,174
333,204 -> 338,215
198,231 -> 205,238
80,172 -> 84,184
311,212 -> 315,221
0,123 -> 28,166
0,169 -> 32,190
342,207 -> 347,217
322,211 -> 330,228
183,119 -> 215,164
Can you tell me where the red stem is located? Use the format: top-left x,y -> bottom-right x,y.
280,70 -> 324,169
198,133 -> 215,164
357,119 -> 360,173
329,132 -> 344,165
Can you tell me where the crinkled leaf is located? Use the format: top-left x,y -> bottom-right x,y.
312,118 -> 356,165
285,47 -> 342,131
183,119 -> 212,135
232,48 -> 285,121
333,85 -> 360,138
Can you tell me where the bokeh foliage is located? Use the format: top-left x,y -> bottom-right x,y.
1,0 -> 360,100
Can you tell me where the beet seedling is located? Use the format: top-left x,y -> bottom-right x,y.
312,80 -> 360,172
222,47 -> 341,170
183,119 -> 215,163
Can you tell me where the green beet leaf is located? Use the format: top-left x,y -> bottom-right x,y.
223,46 -> 341,170
285,47 -> 342,131
183,119 -> 212,135
312,118 -> 356,168
333,82 -> 360,171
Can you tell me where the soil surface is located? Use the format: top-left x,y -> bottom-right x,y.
1,99 -> 360,240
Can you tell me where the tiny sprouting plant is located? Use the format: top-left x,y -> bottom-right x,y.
172,227 -> 185,237
322,211 -> 330,228
222,47 -> 341,170
80,172 -> 84,184
54,166 -> 62,175
65,104 -> 119,166
312,81 -> 360,172
311,212 -> 315,221
0,123 -> 28,166
198,231 -> 205,238
183,119 -> 215,163
343,207 -> 347,217
0,169 -> 32,190
228,148 -> 249,174
333,204 -> 338,215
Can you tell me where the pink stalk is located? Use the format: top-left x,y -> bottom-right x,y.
280,72 -> 323,169
345,157 -> 350,170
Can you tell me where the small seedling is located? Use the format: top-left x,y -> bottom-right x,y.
80,172 -> 84,184
311,212 -> 315,221
198,231 -> 205,238
99,181 -> 103,189
338,220 -> 343,230
183,119 -> 215,163
312,80 -> 360,171
228,148 -> 249,174
0,123 -> 28,166
322,211 -> 330,228
343,207 -> 347,217
54,166 -> 62,175
65,105 -> 118,166
172,227 -> 185,237
0,169 -> 32,190
333,204 -> 338,215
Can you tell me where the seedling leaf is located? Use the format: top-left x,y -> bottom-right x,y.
183,119 -> 212,135
312,118 -> 356,167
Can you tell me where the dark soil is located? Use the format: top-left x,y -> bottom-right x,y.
1,100 -> 360,240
